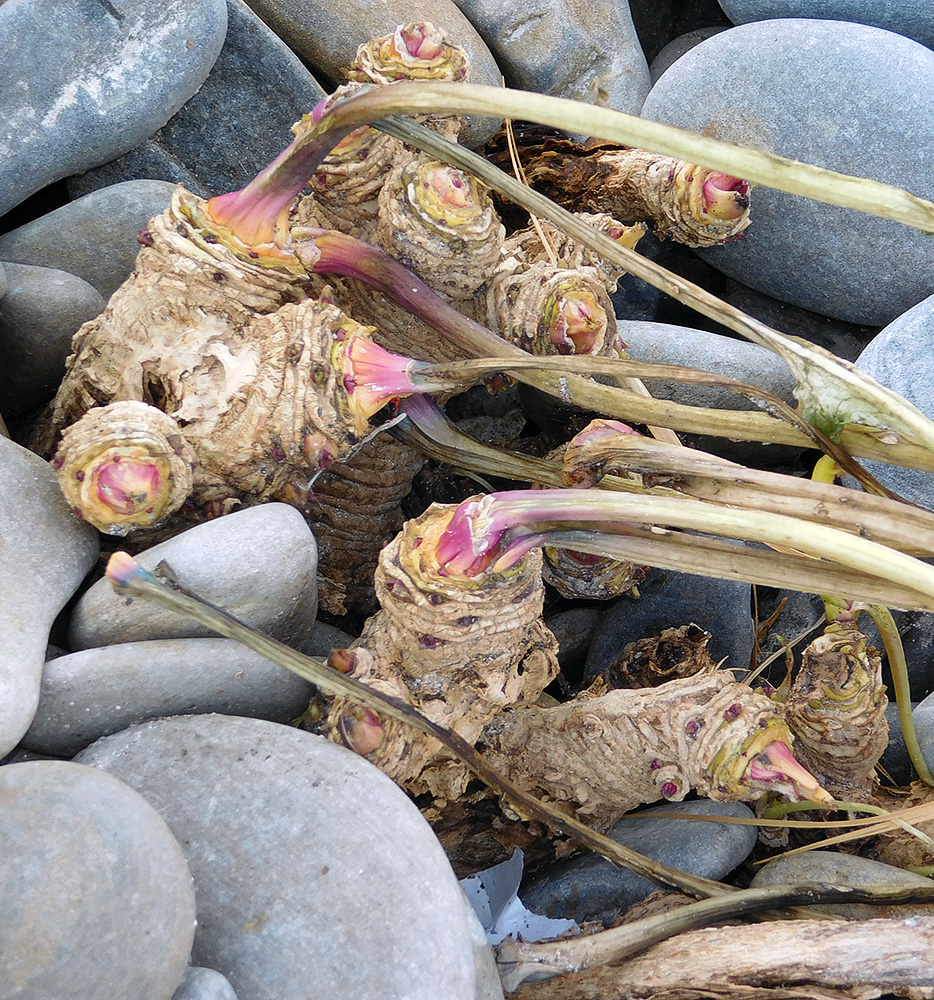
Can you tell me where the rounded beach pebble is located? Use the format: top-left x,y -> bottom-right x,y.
0,759 -> 195,1000
76,714 -> 494,1000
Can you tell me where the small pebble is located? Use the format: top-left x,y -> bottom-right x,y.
0,437 -> 98,757
172,967 -> 240,1000
649,27 -> 726,82
0,0 -> 227,216
0,760 -> 195,999
520,799 -> 757,925
0,261 -> 103,417
76,714 -> 498,1000
68,503 -> 318,650
0,180 -> 178,299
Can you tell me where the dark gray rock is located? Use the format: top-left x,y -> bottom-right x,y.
520,799 -> 757,924
0,0 -> 227,217
76,714 -> 496,1000
0,180 -> 177,299
543,606 -> 603,677
22,637 -> 315,757
0,760 -> 195,1000
880,700 -> 917,787
852,293 -> 934,505
68,503 -> 318,650
0,438 -> 98,758
909,693 -> 934,782
584,566 -> 754,679
650,26 -> 726,82
172,967 -> 239,1000
0,262 -> 103,418
717,0 -> 934,50
641,20 -> 934,325
0,260 -> 6,299
68,1 -> 327,202
300,618 -> 357,658
241,0 -> 503,147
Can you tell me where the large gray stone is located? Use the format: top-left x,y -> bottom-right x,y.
22,637 -> 315,757
76,714 -> 495,1000
717,0 -> 934,50
0,180 -> 177,299
68,503 -> 318,650
0,438 -> 99,757
641,19 -> 934,325
0,0 -> 227,217
0,760 -> 195,1000
68,0 -> 327,202
0,262 -> 104,418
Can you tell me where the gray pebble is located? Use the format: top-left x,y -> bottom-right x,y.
68,0 -> 327,202
68,503 -> 318,650
880,700 -> 916,787
22,637 -> 314,757
641,20 -> 934,325
584,566 -> 754,680
241,0 -> 503,147
0,180 -> 177,299
0,260 -> 6,299
543,606 -> 603,675
0,262 -> 104,418
750,849 -> 934,919
520,799 -> 757,924
650,27 -> 727,83
717,0 -> 934,50
852,293 -> 934,505
0,437 -> 98,757
0,760 -> 195,1000
172,967 -> 240,1000
454,0 -> 650,115
0,0 -> 227,217
77,714 -> 495,1000
300,618 -> 357,657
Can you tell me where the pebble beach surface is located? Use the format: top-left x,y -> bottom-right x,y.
2,2 -> 934,998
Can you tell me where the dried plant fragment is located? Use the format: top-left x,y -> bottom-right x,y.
487,126 -> 751,246
597,624 -> 718,690
53,401 -> 195,534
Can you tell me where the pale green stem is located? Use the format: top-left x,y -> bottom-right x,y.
763,797 -> 934,849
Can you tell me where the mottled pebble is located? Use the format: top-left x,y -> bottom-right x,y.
172,967 -> 240,1000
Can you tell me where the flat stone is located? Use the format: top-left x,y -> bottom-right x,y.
76,714 -> 496,1000
852,293 -> 934,505
641,19 -> 934,325
520,799 -> 757,924
0,262 -> 104,418
241,0 -> 504,147
0,180 -> 177,299
68,503 -> 318,650
717,0 -> 934,50
584,566 -> 754,680
453,0 -> 650,115
0,0 -> 227,217
0,438 -> 98,757
22,637 -> 315,757
172,967 -> 240,1000
0,760 -> 195,999
68,0 -> 327,202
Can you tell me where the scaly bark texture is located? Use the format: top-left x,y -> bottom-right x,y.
598,624 -> 718,690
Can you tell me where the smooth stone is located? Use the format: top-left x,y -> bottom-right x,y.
880,700 -> 916,787
910,693 -> 934,781
300,618 -> 356,657
68,503 -> 318,650
629,0 -> 733,64
520,800 -> 757,925
0,260 -> 6,299
0,760 -> 195,999
0,0 -> 227,217
641,20 -> 934,325
0,261 -> 104,417
241,0 -> 503,147
717,0 -> 934,50
0,180 -> 177,299
650,26 -> 727,82
76,714 -> 498,1000
172,968 -> 240,1000
584,566 -> 754,679
852,293 -> 934,505
21,637 -> 315,757
68,0 -> 327,202
0,438 -> 99,757
751,850 -> 934,919
543,606 -> 603,679
452,0 -> 650,115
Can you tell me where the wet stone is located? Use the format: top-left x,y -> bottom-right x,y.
0,180 -> 178,299
68,503 -> 318,650
0,0 -> 227,217
0,262 -> 104,418
520,799 -> 757,925
76,714 -> 497,1000
68,0 -> 327,202
0,760 -> 195,1000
